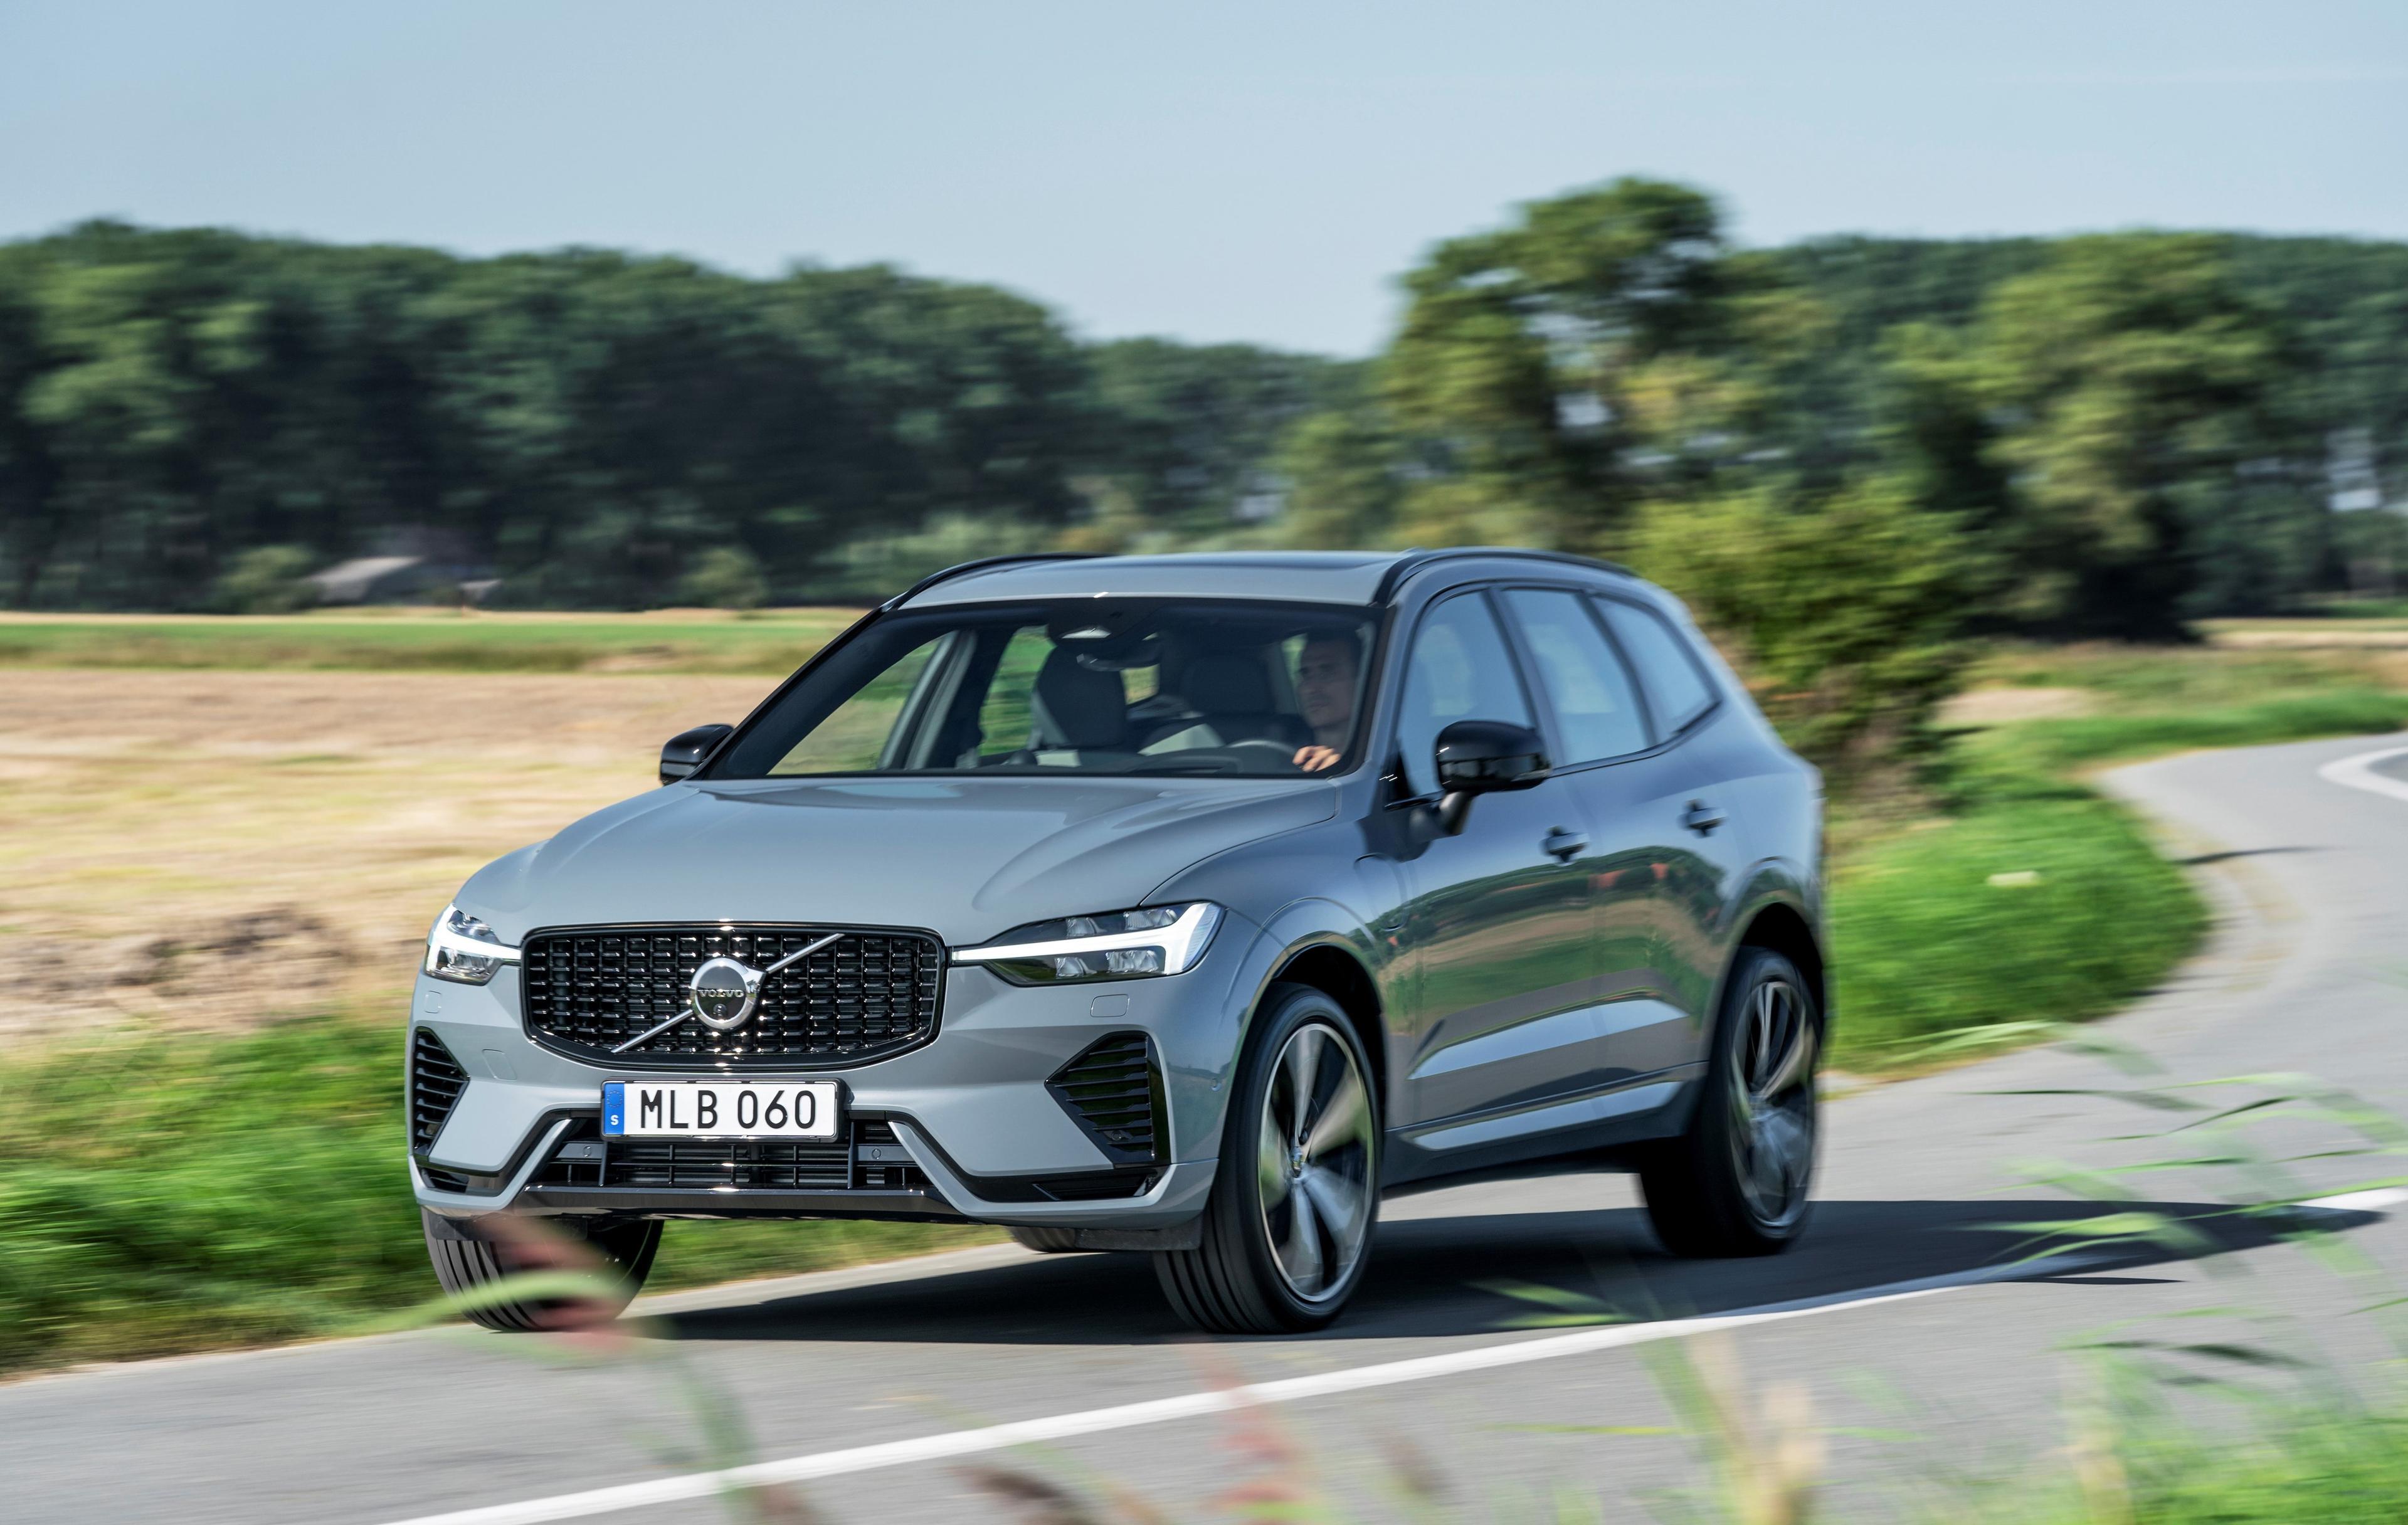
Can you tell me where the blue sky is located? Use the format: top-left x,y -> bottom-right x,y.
3,1 -> 2402,355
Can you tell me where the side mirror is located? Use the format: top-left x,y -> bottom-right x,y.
1432,719 -> 1550,835
660,723 -> 734,784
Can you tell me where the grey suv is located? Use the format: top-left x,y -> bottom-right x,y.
411,549 -> 1825,1334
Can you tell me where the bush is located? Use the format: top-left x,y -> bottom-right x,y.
1631,476 -> 1982,788
209,546 -> 318,614
827,513 -> 1058,599
675,546 -> 769,610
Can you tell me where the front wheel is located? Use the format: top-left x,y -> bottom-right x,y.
1154,983 -> 1380,1334
1638,948 -> 1819,1257
422,1210 -> 662,1331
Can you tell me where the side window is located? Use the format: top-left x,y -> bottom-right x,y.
1501,588 -> 1650,763
769,636 -> 943,774
975,626 -> 1055,754
1593,597 -> 1716,736
1397,592 -> 1534,796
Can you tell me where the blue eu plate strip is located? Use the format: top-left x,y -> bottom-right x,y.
601,1080 -> 625,1137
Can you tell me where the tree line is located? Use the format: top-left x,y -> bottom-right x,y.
0,219 -> 1355,610
1268,180 -> 2408,776
3,192 -> 2405,771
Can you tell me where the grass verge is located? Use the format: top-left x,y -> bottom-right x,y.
1830,647 -> 2408,1068
0,1011 -> 998,1375
1830,781 -> 2204,1064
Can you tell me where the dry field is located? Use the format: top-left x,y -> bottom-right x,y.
0,669 -> 781,1047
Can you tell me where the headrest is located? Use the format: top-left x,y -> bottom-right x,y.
1030,648 -> 1127,751
1185,653 -> 1274,715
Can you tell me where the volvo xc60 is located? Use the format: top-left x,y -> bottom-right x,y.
410,549 -> 1825,1333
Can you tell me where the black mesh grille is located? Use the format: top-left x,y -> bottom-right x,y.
1048,1032 -> 1163,1164
529,1114 -> 931,1194
410,1028 -> 467,1152
605,1137 -> 853,1190
521,925 -> 944,1069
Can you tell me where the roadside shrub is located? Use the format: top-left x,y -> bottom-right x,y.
209,545 -> 318,614
1631,475 -> 1983,789
675,546 -> 769,611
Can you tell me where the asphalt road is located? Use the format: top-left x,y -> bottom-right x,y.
13,732 -> 2408,1524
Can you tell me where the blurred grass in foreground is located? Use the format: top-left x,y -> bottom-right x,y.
0,1013 -> 996,1373
2004,1406 -> 2408,1525
0,608 -> 860,675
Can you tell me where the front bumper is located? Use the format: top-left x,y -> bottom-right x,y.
409,910 -> 1264,1230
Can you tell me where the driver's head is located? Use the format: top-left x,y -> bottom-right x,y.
1296,631 -> 1360,742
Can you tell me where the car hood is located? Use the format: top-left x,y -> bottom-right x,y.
457,774 -> 1337,946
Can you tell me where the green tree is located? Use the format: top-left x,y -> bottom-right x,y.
209,544 -> 318,613
1269,407 -> 1408,550
1381,177 -> 1736,550
1085,339 -> 1361,532
675,546 -> 768,610
1891,235 -> 2298,634
1629,476 -> 1983,784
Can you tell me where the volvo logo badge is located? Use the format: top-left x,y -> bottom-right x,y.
687,956 -> 764,1031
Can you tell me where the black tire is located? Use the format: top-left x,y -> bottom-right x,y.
1008,1225 -> 1088,1253
1639,947 -> 1820,1257
1154,983 -> 1380,1334
421,1210 -> 662,1332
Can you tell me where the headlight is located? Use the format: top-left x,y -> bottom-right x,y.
423,904 -> 521,986
951,902 -> 1223,986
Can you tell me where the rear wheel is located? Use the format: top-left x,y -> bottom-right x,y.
1638,948 -> 1819,1257
1154,983 -> 1379,1334
421,1211 -> 662,1331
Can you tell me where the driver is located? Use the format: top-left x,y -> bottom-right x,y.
1292,631 -> 1360,773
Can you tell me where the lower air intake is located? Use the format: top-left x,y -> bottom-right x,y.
410,1028 -> 467,1153
1047,1031 -> 1165,1166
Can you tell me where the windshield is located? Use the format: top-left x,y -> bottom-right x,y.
710,598 -> 1379,779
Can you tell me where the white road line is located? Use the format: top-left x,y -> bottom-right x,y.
374,1188 -> 2407,1525
2318,744 -> 2408,804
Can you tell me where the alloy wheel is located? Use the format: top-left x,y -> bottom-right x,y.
1253,1022 -> 1375,1301
1726,976 -> 1817,1231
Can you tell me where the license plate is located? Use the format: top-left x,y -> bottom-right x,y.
602,1080 -> 841,1140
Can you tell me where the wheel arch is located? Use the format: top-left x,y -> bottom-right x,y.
1267,941 -> 1388,1110
1732,899 -> 1828,1037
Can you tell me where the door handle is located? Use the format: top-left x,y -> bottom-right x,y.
1542,826 -> 1588,862
1681,800 -> 1727,836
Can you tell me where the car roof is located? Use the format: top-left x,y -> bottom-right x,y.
890,549 -> 1636,609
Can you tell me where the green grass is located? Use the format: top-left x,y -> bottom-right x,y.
0,1012 -> 997,1374
1997,689 -> 2408,776
0,609 -> 861,675
1938,1402 -> 2408,1525
1830,781 -> 2204,1063
1831,643 -> 2408,1069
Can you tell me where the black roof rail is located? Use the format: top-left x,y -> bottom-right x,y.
882,552 -> 1102,609
1371,547 -> 1637,604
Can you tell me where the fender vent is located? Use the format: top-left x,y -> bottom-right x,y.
410,1028 -> 468,1153
1047,1032 -> 1164,1166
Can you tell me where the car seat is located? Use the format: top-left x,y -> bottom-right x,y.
1023,647 -> 1132,764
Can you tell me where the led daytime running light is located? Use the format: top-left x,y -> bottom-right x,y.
952,902 -> 1222,983
423,904 -> 522,985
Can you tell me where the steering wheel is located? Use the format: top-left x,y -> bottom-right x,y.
1228,739 -> 1301,766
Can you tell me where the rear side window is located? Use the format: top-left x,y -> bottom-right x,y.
1592,597 -> 1716,736
1397,592 -> 1534,795
1500,588 -> 1649,763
